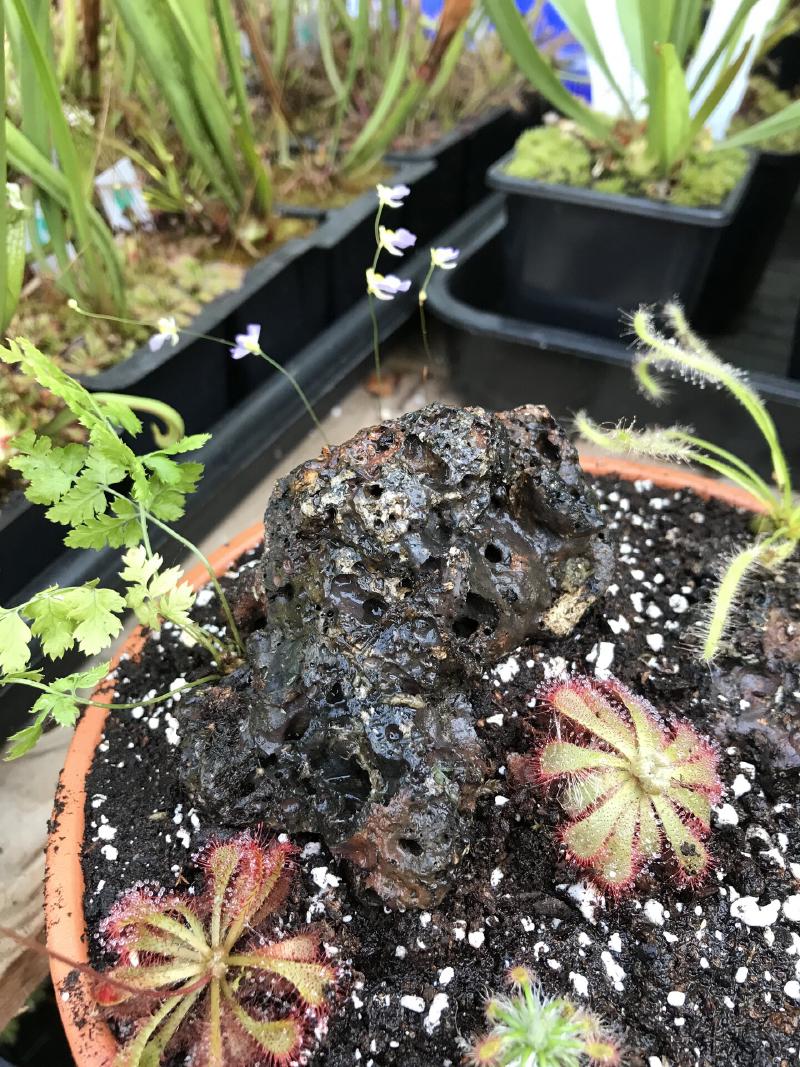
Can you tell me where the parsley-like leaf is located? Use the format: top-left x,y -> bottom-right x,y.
63,586 -> 125,655
0,610 -> 32,673
9,433 -> 86,505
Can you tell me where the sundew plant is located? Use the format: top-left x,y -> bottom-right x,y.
469,966 -> 620,1067
97,833 -> 336,1067
576,302 -> 800,661
528,676 -> 721,894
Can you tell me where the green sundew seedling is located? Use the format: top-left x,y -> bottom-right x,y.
577,302 -> 800,661
96,833 -> 337,1067
527,676 -> 721,894
469,966 -> 620,1067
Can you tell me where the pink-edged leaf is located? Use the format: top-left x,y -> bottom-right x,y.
604,679 -> 667,759
539,741 -> 627,778
666,781 -> 712,827
202,834 -> 295,949
562,780 -> 638,862
561,770 -> 619,818
546,680 -> 637,759
593,797 -> 640,891
637,797 -> 662,861
650,795 -> 712,882
102,889 -> 207,959
224,990 -> 303,1063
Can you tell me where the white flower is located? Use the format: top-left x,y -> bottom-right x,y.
149,316 -> 180,352
376,183 -> 411,209
231,323 -> 261,359
431,246 -> 459,270
378,226 -> 417,257
366,269 -> 412,301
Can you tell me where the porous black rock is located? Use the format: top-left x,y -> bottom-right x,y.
179,403 -> 614,907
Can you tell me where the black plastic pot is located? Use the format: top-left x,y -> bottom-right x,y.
485,151 -> 756,338
385,102 -> 541,240
0,246 -> 431,743
31,191 -> 330,616
427,195 -> 800,473
698,148 -> 800,333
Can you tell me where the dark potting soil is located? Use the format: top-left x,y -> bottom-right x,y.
76,478 -> 800,1067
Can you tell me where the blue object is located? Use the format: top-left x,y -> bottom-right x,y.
419,0 -> 590,102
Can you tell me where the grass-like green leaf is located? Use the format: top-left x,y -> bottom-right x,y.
481,0 -> 611,141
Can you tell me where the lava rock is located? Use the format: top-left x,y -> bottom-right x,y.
180,403 -> 614,907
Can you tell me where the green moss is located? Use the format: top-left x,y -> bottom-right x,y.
592,175 -> 628,196
669,146 -> 749,207
504,126 -> 592,187
731,74 -> 800,154
504,121 -> 748,207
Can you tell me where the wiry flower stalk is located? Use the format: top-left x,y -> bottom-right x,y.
525,677 -> 722,894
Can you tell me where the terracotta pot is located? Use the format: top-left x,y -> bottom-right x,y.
44,460 -> 766,1066
45,523 -> 264,1067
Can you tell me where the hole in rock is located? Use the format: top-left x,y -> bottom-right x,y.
453,592 -> 499,639
453,615 -> 479,638
284,710 -> 311,741
385,723 -> 403,741
398,837 -> 423,857
322,755 -> 372,810
362,596 -> 387,620
326,682 -> 345,705
484,543 -> 503,564
535,434 -> 562,461
367,484 -> 383,498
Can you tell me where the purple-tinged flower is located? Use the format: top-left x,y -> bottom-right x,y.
376,183 -> 411,209
230,323 -> 261,360
431,246 -> 459,270
366,269 -> 412,301
379,226 -> 417,257
148,316 -> 179,352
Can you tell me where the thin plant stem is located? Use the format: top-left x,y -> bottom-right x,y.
67,303 -> 328,448
105,486 -> 244,656
12,674 -> 220,711
369,293 -> 383,420
418,261 -> 435,367
138,508 -> 245,655
369,202 -> 385,409
253,349 -> 328,447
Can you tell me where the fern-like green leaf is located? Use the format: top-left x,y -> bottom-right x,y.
0,610 -> 32,673
9,432 -> 86,505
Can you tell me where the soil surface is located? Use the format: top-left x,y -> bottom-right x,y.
79,477 -> 800,1067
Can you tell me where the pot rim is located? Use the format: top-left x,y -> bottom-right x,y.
43,457 -> 765,1066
